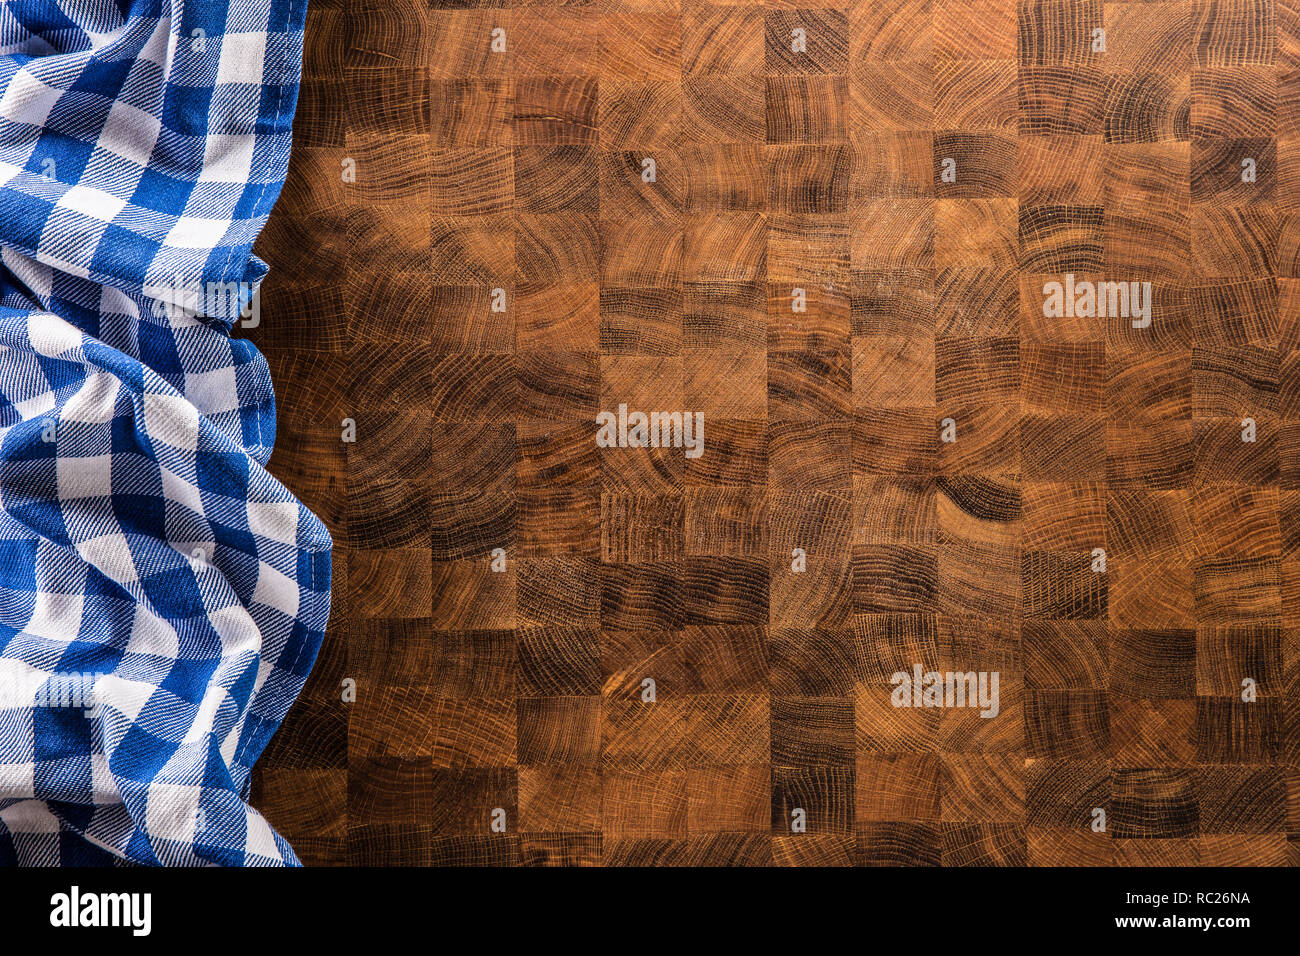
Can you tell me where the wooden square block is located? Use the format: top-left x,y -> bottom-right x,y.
1018,67 -> 1107,135
1197,698 -> 1283,762
767,145 -> 850,213
1019,134 -> 1105,205
1022,482 -> 1106,552
851,337 -> 935,410
684,213 -> 768,281
936,403 -> 1020,475
598,81 -> 683,147
853,609 -> 939,679
1110,697 -> 1198,765
1190,0 -> 1277,68
518,282 -> 600,351
511,10 -> 597,75
1021,342 -> 1105,413
1027,829 -> 1113,866
598,218 -> 681,286
601,494 -> 684,564
766,75 -> 849,142
1194,487 -> 1280,558
1106,420 -> 1194,489
852,0 -> 933,61
682,6 -> 765,75
517,558 -> 601,626
770,558 -> 854,630
1193,207 -> 1279,276
765,10 -> 849,74
1108,628 -> 1197,697
600,563 -> 684,630
683,349 -> 767,418
1105,2 -> 1193,72
428,11 -> 511,79
938,540 -> 1020,618
1194,417 -> 1280,484
686,766 -> 771,833
767,213 -> 851,286
1019,204 -> 1105,272
1108,558 -> 1195,627
1018,0 -> 1105,67
430,79 -> 513,146
347,550 -> 433,619
682,488 -> 768,556
767,490 -> 853,557
1194,67 -> 1278,136
941,755 -> 1024,822
517,697 -> 601,766
940,823 -> 1027,865
934,61 -> 1018,131
598,12 -> 681,81
346,0 -> 429,72
518,768 -> 602,833
601,771 -> 688,838
1021,413 -> 1107,481
852,200 -> 933,271
1025,760 -> 1109,828
514,77 -> 598,145
255,769 -> 346,864
1197,624 -> 1283,695
768,420 -> 852,492
600,287 -> 683,355
599,149 -> 684,222
1111,768 -> 1198,838
853,476 -> 937,545
346,71 -> 429,138
768,348 -> 853,420
1024,689 -> 1110,759
683,75 -> 766,142
516,213 -> 600,283
855,823 -> 940,865
852,545 -> 939,613
771,696 -> 855,765
1024,621 -> 1108,689
683,556 -> 770,625
934,0 -> 1016,59
771,766 -> 855,835
512,146 -> 595,214
933,134 -> 1018,198
1192,137 -> 1277,205
685,420 -> 768,487
516,489 -> 600,556
850,61 -> 933,131
853,409 -> 937,475
516,349 -> 598,420
855,754 -> 943,821
1104,71 -> 1189,143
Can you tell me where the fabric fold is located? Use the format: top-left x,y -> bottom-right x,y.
0,0 -> 328,866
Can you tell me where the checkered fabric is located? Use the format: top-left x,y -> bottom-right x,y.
0,0 -> 330,866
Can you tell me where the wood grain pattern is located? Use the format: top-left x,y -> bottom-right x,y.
247,0 -> 1300,867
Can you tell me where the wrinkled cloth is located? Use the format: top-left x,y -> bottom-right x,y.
0,0 -> 329,865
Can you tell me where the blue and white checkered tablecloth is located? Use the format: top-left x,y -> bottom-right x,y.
0,0 -> 331,866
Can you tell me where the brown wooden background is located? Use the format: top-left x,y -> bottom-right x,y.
245,0 -> 1300,865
